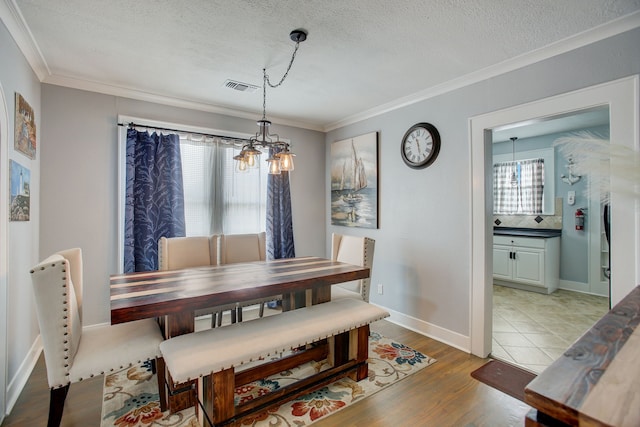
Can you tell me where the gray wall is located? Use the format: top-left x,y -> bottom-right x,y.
40,85 -> 327,326
326,27 -> 640,339
0,19 -> 41,393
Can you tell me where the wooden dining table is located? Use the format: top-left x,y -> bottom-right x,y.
110,256 -> 370,412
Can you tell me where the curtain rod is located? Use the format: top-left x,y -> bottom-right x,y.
118,121 -> 251,144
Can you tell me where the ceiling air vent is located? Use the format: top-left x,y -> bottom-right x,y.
223,79 -> 259,93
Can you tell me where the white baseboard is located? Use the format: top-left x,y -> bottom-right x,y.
6,335 -> 42,416
559,280 -> 609,297
559,279 -> 588,293
373,303 -> 471,353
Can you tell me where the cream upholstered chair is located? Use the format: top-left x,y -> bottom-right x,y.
157,235 -> 218,270
158,235 -> 239,326
331,233 -> 376,302
29,248 -> 164,427
219,232 -> 280,321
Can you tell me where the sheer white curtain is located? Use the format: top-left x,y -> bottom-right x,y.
180,134 -> 267,236
519,159 -> 544,214
493,161 -> 518,214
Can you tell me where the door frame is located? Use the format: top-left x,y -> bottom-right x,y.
470,76 -> 640,357
0,82 -> 9,422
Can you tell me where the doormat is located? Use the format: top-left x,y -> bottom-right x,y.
470,359 -> 536,402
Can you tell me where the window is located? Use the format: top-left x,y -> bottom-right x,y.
117,117 -> 267,270
493,158 -> 545,214
180,135 -> 267,236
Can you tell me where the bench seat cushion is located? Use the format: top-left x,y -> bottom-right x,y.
160,298 -> 389,384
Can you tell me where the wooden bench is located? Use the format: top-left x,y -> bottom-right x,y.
159,297 -> 389,426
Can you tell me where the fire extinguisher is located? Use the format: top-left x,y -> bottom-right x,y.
575,209 -> 585,231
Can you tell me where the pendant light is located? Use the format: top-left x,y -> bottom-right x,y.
510,137 -> 518,186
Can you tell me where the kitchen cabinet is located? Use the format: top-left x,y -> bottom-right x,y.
493,235 -> 560,294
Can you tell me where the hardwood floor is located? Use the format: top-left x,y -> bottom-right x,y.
1,320 -> 531,427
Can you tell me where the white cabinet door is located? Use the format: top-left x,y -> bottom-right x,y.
493,245 -> 513,281
513,248 -> 544,286
493,236 -> 559,293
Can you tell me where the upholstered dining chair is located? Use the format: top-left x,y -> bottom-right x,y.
29,248 -> 164,427
331,233 -> 376,302
158,235 -> 239,327
219,232 -> 280,321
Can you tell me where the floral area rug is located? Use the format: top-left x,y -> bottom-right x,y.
101,331 -> 436,426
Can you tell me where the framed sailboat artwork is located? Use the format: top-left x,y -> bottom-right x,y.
330,131 -> 378,228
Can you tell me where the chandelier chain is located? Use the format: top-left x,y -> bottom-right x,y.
264,40 -> 302,89
261,40 -> 301,119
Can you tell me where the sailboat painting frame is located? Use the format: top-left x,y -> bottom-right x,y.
330,131 -> 378,229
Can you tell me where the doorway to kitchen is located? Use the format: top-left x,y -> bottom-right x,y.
470,75 -> 639,359
489,109 -> 611,373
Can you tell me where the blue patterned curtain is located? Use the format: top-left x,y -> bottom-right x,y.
266,147 -> 295,260
124,129 -> 186,272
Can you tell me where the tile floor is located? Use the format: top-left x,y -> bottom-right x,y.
492,284 -> 609,374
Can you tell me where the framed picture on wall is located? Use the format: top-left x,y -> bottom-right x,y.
330,131 -> 378,229
14,92 -> 36,159
10,159 -> 30,221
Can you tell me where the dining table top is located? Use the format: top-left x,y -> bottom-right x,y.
110,256 -> 369,325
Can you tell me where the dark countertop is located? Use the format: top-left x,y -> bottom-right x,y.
493,227 -> 562,238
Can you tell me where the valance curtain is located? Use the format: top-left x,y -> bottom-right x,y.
493,158 -> 544,215
124,129 -> 185,272
266,147 -> 296,260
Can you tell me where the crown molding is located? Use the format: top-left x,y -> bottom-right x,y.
0,0 -> 49,80
3,0 -> 638,134
43,74 -> 325,132
324,10 -> 640,132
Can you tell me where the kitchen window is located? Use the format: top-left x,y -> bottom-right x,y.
493,158 -> 545,215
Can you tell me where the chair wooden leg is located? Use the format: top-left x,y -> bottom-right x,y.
156,357 -> 168,412
217,311 -> 223,327
48,384 -> 69,427
231,308 -> 237,324
210,312 -> 217,328
237,306 -> 243,322
259,302 -> 265,317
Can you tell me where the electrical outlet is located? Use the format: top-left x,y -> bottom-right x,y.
377,283 -> 383,295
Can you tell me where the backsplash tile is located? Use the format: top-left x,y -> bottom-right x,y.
493,198 -> 563,229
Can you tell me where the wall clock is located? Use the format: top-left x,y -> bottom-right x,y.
400,122 -> 441,169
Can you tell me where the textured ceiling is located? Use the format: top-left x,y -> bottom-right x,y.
8,0 -> 640,130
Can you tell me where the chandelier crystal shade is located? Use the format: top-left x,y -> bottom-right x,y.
234,29 -> 307,174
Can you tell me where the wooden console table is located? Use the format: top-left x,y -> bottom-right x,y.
525,285 -> 640,426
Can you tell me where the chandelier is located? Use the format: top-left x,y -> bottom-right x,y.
234,29 -> 307,174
